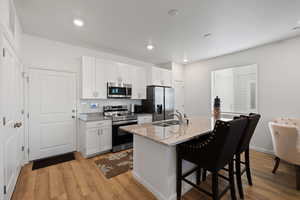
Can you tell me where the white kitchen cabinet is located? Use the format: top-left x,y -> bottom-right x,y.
95,58 -> 115,99
86,128 -> 100,155
116,63 -> 133,84
79,120 -> 112,158
81,57 -> 116,99
81,56 -> 96,99
105,62 -> 118,83
148,67 -> 172,87
81,56 -> 149,99
100,126 -> 112,152
132,66 -> 147,99
137,115 -> 153,124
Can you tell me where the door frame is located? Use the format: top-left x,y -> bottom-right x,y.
25,67 -> 78,162
0,33 -> 25,200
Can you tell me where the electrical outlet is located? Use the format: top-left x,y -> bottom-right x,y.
90,103 -> 99,109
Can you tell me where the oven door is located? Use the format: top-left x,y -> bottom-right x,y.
112,120 -> 137,150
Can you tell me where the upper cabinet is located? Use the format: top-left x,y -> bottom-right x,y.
116,63 -> 133,84
81,56 -> 96,99
81,56 -> 148,99
148,67 -> 172,87
132,66 -> 147,99
95,58 -> 114,99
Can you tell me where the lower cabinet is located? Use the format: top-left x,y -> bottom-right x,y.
79,120 -> 112,158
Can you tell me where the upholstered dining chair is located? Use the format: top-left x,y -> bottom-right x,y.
268,118 -> 300,190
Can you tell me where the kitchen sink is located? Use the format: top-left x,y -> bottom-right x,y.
153,120 -> 181,127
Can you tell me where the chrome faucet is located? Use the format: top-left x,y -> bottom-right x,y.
169,110 -> 184,124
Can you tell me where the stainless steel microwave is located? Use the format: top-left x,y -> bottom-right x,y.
107,82 -> 132,98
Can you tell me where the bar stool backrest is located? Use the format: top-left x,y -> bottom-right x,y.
211,118 -> 248,169
236,113 -> 261,154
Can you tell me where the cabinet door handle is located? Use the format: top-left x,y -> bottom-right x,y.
97,129 -> 100,136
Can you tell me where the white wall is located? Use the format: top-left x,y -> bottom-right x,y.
184,36 -> 300,153
0,0 -> 23,55
21,34 -> 154,112
79,99 -> 141,114
22,34 -> 154,73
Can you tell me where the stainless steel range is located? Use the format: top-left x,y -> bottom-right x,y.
103,105 -> 137,152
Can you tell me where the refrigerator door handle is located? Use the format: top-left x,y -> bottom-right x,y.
156,104 -> 163,114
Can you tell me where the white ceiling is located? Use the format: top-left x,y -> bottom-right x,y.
15,0 -> 300,65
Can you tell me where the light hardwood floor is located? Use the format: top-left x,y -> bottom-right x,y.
12,150 -> 300,200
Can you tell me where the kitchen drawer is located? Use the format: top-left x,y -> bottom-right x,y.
85,120 -> 112,128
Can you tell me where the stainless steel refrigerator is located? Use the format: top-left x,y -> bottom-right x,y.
142,86 -> 175,121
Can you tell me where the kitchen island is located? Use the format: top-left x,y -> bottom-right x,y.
121,117 -> 226,200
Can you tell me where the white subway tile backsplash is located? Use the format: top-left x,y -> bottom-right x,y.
78,99 -> 141,113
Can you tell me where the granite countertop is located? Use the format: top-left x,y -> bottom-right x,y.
120,116 -> 231,146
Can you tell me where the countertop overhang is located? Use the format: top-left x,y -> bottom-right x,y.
120,117 -> 230,146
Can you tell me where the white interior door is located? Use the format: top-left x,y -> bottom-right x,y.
0,38 -> 23,200
28,69 -> 77,160
174,81 -> 185,114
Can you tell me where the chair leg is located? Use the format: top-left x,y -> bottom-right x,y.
235,154 -> 244,199
176,153 -> 182,200
296,165 -> 300,190
202,169 -> 207,181
212,172 -> 219,200
245,148 -> 253,185
196,167 -> 201,185
229,160 -> 237,200
272,157 -> 280,174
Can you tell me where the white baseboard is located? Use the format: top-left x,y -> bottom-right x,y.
250,145 -> 274,155
132,171 -> 168,200
132,171 -> 193,200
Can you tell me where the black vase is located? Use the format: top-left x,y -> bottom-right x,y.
213,96 -> 221,119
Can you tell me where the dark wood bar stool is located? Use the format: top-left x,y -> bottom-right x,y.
176,118 -> 248,200
233,113 -> 261,199
203,113 -> 261,199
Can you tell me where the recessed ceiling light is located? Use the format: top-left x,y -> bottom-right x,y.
73,18 -> 84,27
203,33 -> 212,38
183,58 -> 188,63
146,44 -> 154,51
168,9 -> 179,16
